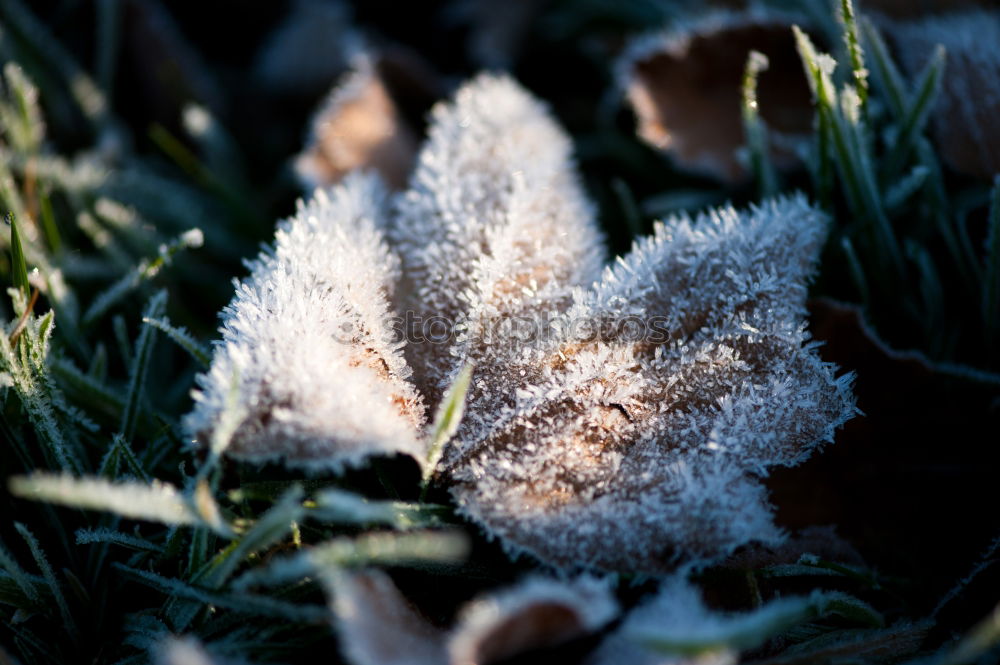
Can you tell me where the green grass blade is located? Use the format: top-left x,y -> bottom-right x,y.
861,18 -> 908,118
9,473 -> 200,527
8,213 -> 30,297
141,316 -> 210,367
741,50 -> 777,199
422,363 -> 474,486
883,45 -> 945,181
75,528 -> 162,554
200,488 -> 305,590
13,523 -> 73,633
0,540 -> 40,604
120,290 -> 166,442
837,0 -> 868,111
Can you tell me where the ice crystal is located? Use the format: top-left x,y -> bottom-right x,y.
186,173 -> 424,471
889,9 -> 1000,179
391,73 -> 605,408
328,569 -> 616,665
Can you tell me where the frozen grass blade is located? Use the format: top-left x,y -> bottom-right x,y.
885,165 -> 929,212
142,316 -> 210,368
8,473 -> 211,529
837,0 -> 867,111
861,18 -> 906,118
631,588 -> 881,656
311,489 -> 451,530
13,523 -> 73,633
82,230 -> 202,327
882,45 -> 945,182
0,63 -> 44,154
113,564 -> 329,624
75,528 -> 163,554
120,290 -> 166,442
232,530 -> 470,590
0,539 -> 40,604
741,50 -> 777,199
198,488 -> 305,590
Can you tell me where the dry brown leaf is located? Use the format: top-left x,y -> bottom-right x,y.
621,10 -> 815,182
296,57 -> 421,191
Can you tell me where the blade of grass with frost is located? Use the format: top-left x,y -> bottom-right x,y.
141,316 -> 210,371
1,307 -> 81,473
794,25 -> 834,207
837,0 -> 867,111
13,523 -> 73,634
0,0 -> 108,130
861,18 -> 907,118
882,45 -> 945,182
99,433 -> 149,481
885,165 -> 929,213
741,50 -> 777,199
75,528 -> 163,554
195,488 -> 305,590
0,540 -> 41,605
311,489 -> 451,529
623,581 -> 880,656
984,177 -> 1000,350
120,290 -> 165,443
82,229 -> 202,326
232,530 -> 470,590
7,473 -> 230,532
112,563 -> 330,624
0,63 -> 43,154
423,363 -> 473,484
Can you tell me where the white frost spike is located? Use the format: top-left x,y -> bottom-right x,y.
327,569 -> 617,665
391,73 -> 605,407
185,173 -> 424,471
446,196 -> 856,572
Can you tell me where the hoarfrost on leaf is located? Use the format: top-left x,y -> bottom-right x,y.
445,196 -> 856,572
185,173 -> 425,472
391,72 -> 605,410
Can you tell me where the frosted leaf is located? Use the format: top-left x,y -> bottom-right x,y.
295,56 -> 420,191
391,73 -> 605,408
327,569 -> 616,665
445,196 -> 856,572
185,173 -> 424,471
448,575 -> 617,665
254,0 -> 362,95
619,9 -> 815,182
888,10 -> 1000,178
328,569 -> 447,665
